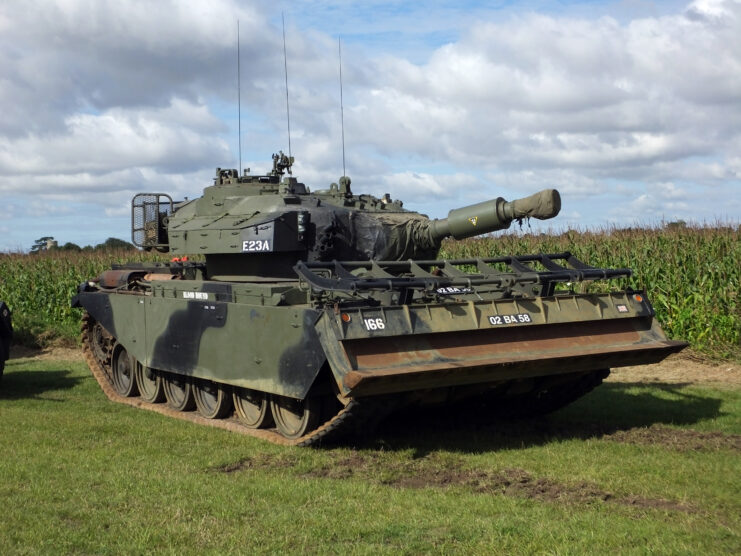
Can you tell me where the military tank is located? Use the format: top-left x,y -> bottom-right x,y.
0,301 -> 11,381
72,152 -> 686,445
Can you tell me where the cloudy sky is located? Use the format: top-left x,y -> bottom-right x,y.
0,0 -> 739,251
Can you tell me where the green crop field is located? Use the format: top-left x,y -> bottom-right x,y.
1,355 -> 739,554
0,248 -> 164,347
1,223 -> 738,359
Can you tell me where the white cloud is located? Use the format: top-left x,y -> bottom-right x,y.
379,171 -> 480,203
0,0 -> 740,250
650,182 -> 687,200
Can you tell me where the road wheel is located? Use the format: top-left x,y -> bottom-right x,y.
163,373 -> 195,411
111,343 -> 139,397
270,394 -> 321,439
135,363 -> 165,403
193,379 -> 233,419
233,388 -> 274,429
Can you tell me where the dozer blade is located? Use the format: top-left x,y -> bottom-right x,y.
316,292 -> 687,398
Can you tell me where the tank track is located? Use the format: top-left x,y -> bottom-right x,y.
471,369 -> 611,420
80,312 -> 383,447
517,368 -> 611,416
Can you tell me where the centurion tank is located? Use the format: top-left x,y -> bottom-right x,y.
72,152 -> 686,445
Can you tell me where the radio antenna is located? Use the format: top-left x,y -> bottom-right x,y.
282,13 -> 292,159
338,36 -> 346,177
237,19 -> 242,172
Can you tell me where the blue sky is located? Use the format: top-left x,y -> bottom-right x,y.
0,0 -> 739,251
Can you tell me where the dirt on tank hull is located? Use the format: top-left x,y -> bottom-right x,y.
72,154 -> 686,445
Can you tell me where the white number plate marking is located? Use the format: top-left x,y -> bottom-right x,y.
488,313 -> 532,325
363,317 -> 385,331
436,286 -> 473,295
242,239 -> 271,252
182,291 -> 208,300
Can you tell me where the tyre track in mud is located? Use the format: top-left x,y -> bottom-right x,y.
602,424 -> 741,452
214,452 -> 697,514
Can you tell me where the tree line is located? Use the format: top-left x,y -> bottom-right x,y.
30,236 -> 136,253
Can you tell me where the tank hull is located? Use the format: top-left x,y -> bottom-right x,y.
73,265 -> 685,445
75,282 -> 325,399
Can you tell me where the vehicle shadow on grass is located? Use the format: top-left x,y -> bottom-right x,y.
358,381 -> 726,455
0,367 -> 85,401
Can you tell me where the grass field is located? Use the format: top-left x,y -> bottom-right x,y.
1,355 -> 739,554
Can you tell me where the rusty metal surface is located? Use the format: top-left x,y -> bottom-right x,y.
143,273 -> 177,281
340,319 -> 687,396
347,318 -> 641,369
343,341 -> 685,396
99,269 -> 146,289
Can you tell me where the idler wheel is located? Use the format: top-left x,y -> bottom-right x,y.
135,363 -> 165,403
163,373 -> 195,412
270,395 -> 321,439
233,388 -> 274,429
90,322 -> 112,364
193,379 -> 233,419
111,343 -> 139,397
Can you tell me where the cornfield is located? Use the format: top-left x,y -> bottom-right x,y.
0,224 -> 738,359
0,249 -> 164,346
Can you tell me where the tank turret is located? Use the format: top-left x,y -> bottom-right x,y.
132,153 -> 561,279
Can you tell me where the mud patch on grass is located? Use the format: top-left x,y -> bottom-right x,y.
603,424 -> 741,452
9,345 -> 83,361
214,452 -> 297,473
609,352 -> 741,385
217,452 -> 694,513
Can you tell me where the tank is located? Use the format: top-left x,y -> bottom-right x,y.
72,153 -> 687,445
0,301 -> 11,381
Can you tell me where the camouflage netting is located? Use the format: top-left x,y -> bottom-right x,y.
352,212 -> 441,261
309,209 -> 440,262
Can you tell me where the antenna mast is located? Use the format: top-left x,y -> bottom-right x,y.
282,13 -> 292,159
339,36 -> 346,178
237,19 -> 242,172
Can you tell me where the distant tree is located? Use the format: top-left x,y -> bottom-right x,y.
60,242 -> 82,251
666,220 -> 687,230
95,237 -> 136,251
30,236 -> 56,253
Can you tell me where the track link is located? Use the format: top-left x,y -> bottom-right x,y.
80,313 -> 376,447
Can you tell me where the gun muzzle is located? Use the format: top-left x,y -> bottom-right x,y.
429,189 -> 561,241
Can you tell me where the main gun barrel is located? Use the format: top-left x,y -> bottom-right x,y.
428,189 -> 561,242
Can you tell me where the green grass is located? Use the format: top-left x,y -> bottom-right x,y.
1,356 -> 739,554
